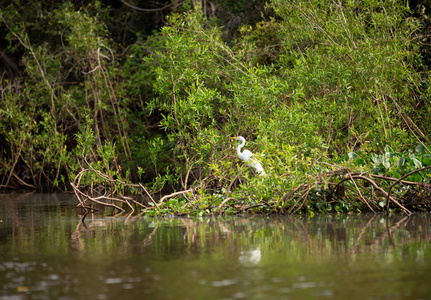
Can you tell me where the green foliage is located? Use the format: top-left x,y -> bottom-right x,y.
1,0 -> 431,214
271,0 -> 427,152
349,144 -> 431,182
70,116 -> 127,190
143,8 -> 329,195
0,1 -> 133,191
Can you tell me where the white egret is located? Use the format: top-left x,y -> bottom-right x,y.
230,136 -> 266,176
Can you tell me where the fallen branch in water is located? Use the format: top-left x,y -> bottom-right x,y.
71,165 -> 152,213
70,155 -> 431,216
71,159 -> 198,214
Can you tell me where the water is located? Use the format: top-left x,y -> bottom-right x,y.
0,193 -> 430,300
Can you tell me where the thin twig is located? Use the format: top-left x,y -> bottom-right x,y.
348,173 -> 375,213
139,183 -> 159,209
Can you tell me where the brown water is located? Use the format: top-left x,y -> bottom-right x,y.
0,193 -> 430,300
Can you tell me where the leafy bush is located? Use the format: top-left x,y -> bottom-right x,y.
1,0 -> 431,214
0,2 -> 130,191
271,0 -> 429,152
349,144 -> 431,182
134,1 -> 431,213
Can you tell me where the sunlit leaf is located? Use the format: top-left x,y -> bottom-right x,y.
382,153 -> 391,169
412,158 -> 422,169
384,145 -> 394,154
397,157 -> 405,167
348,152 -> 358,160
371,153 -> 380,164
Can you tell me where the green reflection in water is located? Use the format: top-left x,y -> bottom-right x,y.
0,193 -> 430,299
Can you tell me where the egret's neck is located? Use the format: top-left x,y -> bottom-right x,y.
236,138 -> 245,156
237,145 -> 242,157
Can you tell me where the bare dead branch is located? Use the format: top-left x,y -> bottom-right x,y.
159,189 -> 194,204
216,197 -> 234,215
348,173 -> 375,213
386,165 -> 431,209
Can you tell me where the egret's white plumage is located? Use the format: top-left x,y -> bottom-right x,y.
231,136 -> 266,176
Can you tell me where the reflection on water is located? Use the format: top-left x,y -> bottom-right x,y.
0,193 -> 430,299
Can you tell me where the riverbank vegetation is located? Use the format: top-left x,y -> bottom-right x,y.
1,0 -> 431,215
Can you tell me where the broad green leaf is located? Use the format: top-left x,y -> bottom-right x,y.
382,153 -> 391,169
384,145 -> 394,154
391,170 -> 401,179
354,158 -> 366,166
371,166 -> 380,175
348,152 -> 358,160
415,144 -> 426,155
408,173 -> 422,182
422,154 -> 431,167
371,153 -> 381,164
412,158 -> 422,169
397,157 -> 405,167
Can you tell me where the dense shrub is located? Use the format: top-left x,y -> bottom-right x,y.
1,0 -> 431,213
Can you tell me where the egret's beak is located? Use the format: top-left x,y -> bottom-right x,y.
230,136 -> 238,140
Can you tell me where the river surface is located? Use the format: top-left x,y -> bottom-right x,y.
0,193 -> 430,299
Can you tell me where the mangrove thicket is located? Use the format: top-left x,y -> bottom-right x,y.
1,0 -> 431,215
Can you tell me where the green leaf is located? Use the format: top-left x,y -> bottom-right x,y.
391,170 -> 401,179
415,144 -> 426,155
422,154 -> 431,167
354,158 -> 366,166
408,173 -> 422,182
384,145 -> 394,154
371,153 -> 381,164
382,153 -> 391,169
168,198 -> 178,206
396,157 -> 405,167
348,152 -> 358,160
137,166 -> 144,178
371,166 -> 381,175
412,158 -> 422,169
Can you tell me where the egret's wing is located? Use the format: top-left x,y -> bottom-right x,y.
240,149 -> 253,162
238,148 -> 266,176
249,157 -> 266,175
